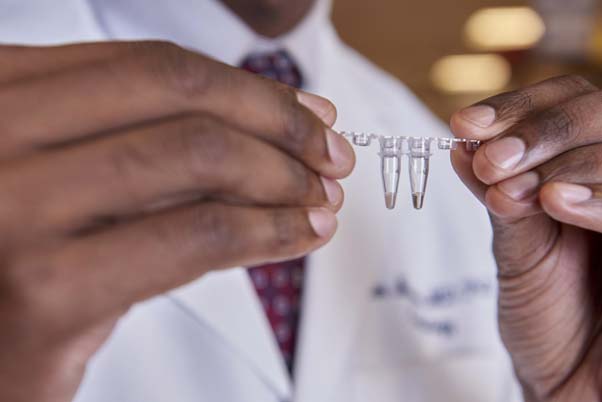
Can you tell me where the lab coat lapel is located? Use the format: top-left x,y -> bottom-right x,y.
169,268 -> 292,398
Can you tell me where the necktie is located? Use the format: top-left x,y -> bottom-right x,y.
240,49 -> 304,374
240,49 -> 304,88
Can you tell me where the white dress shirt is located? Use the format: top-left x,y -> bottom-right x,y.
0,1 -> 524,401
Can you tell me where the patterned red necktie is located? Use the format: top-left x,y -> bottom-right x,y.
240,49 -> 304,374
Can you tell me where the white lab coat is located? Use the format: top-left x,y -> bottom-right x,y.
0,1 -> 524,401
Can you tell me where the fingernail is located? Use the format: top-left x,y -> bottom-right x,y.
326,128 -> 354,170
297,91 -> 337,126
556,183 -> 592,204
497,171 -> 539,201
321,177 -> 342,205
459,105 -> 496,128
308,208 -> 337,238
485,137 -> 526,170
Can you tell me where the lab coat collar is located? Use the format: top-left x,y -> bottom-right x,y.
87,0 -> 333,90
168,269 -> 293,398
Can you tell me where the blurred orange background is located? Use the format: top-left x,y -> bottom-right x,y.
332,0 -> 602,121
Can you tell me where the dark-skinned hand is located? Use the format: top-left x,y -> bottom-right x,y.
451,75 -> 602,402
0,41 -> 355,402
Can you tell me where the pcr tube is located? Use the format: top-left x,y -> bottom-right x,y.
378,136 -> 403,209
408,137 -> 433,209
338,132 -> 480,210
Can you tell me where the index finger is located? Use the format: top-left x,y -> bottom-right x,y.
450,75 -> 598,140
1,42 -> 353,178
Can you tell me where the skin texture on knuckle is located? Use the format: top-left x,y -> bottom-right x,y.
174,115 -> 321,207
177,204 -> 310,271
530,91 -> 602,154
99,133 -> 173,213
278,88 -> 319,156
531,104 -> 577,146
483,89 -> 535,123
172,116 -> 231,188
539,146 -> 602,184
569,90 -> 602,137
190,205 -> 310,262
124,203 -> 243,281
107,115 -> 231,199
108,138 -> 159,188
188,203 -> 239,256
130,40 -> 213,101
491,213 -> 560,278
268,208 -> 309,255
281,157 -> 316,204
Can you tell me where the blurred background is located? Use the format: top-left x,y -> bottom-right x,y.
332,0 -> 602,120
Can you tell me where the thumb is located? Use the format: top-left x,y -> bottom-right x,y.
450,76 -> 596,204
449,76 -> 596,275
